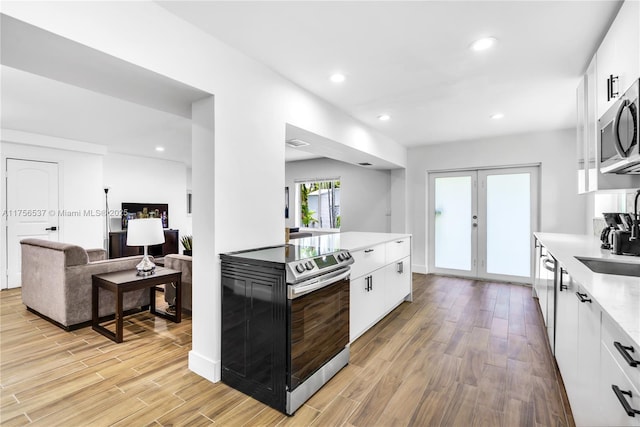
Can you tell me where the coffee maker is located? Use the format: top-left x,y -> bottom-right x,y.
605,190 -> 640,256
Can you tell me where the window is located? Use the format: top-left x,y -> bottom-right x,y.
297,179 -> 341,229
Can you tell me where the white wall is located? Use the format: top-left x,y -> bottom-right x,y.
407,128 -> 585,273
1,139 -> 104,248
1,137 -> 104,288
103,153 -> 191,238
1,1 -> 407,383
285,158 -> 391,233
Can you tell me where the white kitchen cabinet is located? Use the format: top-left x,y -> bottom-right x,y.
574,285 -> 603,427
577,54 -> 638,192
577,73 -> 588,194
600,311 -> 640,426
350,243 -> 385,280
596,0 -> 640,116
554,268 -> 579,401
350,270 -> 385,341
384,256 -> 411,313
348,235 -> 412,342
600,344 -> 640,426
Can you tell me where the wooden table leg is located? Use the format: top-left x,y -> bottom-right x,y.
92,281 -> 99,328
115,288 -> 123,343
175,276 -> 182,323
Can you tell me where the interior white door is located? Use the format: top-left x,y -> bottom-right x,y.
428,166 -> 539,283
5,159 -> 59,289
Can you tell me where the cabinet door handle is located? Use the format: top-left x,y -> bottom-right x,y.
396,261 -> 404,274
365,276 -> 373,292
614,341 -> 640,367
559,269 -> 568,291
45,226 -> 57,231
608,74 -> 619,101
612,385 -> 640,417
575,292 -> 592,303
364,249 -> 374,253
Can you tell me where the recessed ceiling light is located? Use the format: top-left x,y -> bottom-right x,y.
155,146 -> 165,152
490,113 -> 504,120
471,37 -> 497,51
330,73 -> 346,83
378,114 -> 391,121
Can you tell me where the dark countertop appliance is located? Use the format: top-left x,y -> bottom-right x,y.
220,241 -> 354,415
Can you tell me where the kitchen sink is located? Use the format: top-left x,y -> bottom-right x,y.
575,256 -> 640,278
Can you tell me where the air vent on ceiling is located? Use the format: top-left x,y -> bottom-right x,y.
285,139 -> 310,148
358,162 -> 372,166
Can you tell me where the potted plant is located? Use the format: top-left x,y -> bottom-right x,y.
181,235 -> 192,256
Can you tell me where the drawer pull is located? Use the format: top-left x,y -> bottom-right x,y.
396,261 -> 404,274
575,292 -> 592,303
614,341 -> 639,367
364,249 -> 374,253
612,385 -> 640,417
396,241 -> 404,244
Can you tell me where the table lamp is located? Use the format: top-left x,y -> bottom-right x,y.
126,218 -> 165,276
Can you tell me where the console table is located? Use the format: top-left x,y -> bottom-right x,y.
92,268 -> 181,343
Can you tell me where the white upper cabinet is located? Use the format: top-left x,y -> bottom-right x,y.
596,0 -> 640,117
576,1 -> 640,193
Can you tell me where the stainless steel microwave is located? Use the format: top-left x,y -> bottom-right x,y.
599,79 -> 639,174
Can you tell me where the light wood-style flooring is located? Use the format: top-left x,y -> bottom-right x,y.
1,274 -> 574,426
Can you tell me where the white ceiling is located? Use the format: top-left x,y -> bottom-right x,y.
1,2 -> 622,168
159,0 -> 621,147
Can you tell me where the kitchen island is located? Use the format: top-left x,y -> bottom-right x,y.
293,231 -> 412,341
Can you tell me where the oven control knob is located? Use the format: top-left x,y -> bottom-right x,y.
305,261 -> 314,270
337,253 -> 344,261
344,252 -> 351,259
295,264 -> 305,273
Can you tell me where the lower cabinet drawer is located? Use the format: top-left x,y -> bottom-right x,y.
386,238 -> 410,263
600,344 -> 640,426
602,313 -> 640,390
350,244 -> 385,279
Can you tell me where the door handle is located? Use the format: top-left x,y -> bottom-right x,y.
45,226 -> 57,231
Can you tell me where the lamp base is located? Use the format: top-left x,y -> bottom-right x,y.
136,256 -> 156,276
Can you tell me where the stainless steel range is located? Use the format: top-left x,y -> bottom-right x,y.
220,241 -> 354,415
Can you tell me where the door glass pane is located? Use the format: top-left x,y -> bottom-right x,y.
486,173 -> 530,277
434,176 -> 471,271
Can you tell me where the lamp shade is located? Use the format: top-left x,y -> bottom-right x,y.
126,218 -> 165,246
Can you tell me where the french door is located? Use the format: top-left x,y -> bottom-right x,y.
428,166 -> 539,283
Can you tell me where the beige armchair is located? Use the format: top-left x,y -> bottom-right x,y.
20,238 -> 150,330
163,254 -> 192,312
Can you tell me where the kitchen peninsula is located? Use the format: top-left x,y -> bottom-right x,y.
292,231 -> 412,341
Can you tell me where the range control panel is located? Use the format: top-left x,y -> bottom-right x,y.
286,251 -> 353,283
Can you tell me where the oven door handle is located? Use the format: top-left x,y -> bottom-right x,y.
288,268 -> 351,299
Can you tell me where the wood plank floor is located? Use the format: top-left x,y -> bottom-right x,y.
0,274 -> 574,426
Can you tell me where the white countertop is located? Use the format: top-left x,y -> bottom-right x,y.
535,233 -> 640,347
291,231 -> 411,252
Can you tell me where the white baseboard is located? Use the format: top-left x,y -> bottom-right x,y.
412,264 -> 427,274
188,350 -> 221,383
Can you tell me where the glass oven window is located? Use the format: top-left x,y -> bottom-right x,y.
288,279 -> 349,390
